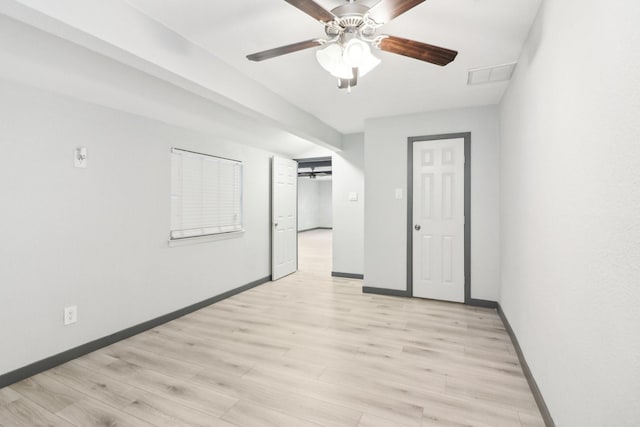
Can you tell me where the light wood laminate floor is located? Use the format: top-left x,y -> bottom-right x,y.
0,230 -> 545,426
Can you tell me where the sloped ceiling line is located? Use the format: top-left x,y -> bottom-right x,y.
0,0 -> 343,152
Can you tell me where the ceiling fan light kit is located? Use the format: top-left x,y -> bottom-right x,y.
316,38 -> 381,80
343,38 -> 381,76
344,39 -> 368,67
316,44 -> 352,79
247,0 -> 458,90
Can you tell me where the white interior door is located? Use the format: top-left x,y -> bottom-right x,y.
272,157 -> 298,280
412,138 -> 465,302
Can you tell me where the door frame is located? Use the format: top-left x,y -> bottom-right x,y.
407,132 -> 472,304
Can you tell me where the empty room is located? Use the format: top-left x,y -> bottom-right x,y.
0,1 -> 638,426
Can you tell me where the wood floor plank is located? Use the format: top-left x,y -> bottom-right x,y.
222,399 -> 324,427
319,364 -> 446,405
43,361 -> 142,410
0,230 -> 544,427
419,389 -> 523,427
75,357 -> 238,418
100,341 -> 209,379
358,413 -> 413,427
10,373 -> 84,413
243,365 -> 425,427
444,374 -> 538,413
122,390 -> 236,427
56,397 -> 154,427
519,411 -> 546,427
0,388 -> 21,407
192,365 -> 363,426
0,398 -> 75,427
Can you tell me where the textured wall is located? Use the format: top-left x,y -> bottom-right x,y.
499,1 -> 640,425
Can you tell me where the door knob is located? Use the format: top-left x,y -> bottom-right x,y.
414,224 -> 421,231
274,222 -> 278,228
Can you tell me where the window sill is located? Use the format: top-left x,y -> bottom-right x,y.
168,230 -> 245,247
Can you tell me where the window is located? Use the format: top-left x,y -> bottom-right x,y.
170,148 -> 243,240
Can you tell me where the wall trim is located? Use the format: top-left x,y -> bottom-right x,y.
497,303 -> 555,427
467,298 -> 497,309
331,272 -> 364,279
362,287 -> 410,297
0,275 -> 271,389
298,227 -> 333,232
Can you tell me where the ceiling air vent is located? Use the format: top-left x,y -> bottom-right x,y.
467,63 -> 517,85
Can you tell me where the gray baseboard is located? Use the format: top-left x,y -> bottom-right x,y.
0,275 -> 271,389
363,287 -> 498,308
331,272 -> 364,279
298,227 -> 333,233
497,303 -> 555,427
467,298 -> 498,308
362,286 -> 411,297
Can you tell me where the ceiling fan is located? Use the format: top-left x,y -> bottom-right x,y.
246,0 -> 458,90
298,166 -> 332,178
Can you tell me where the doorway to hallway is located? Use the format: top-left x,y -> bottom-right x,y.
298,229 -> 332,274
296,157 -> 333,276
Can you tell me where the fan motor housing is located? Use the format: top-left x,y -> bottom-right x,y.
331,3 -> 369,19
326,3 -> 377,37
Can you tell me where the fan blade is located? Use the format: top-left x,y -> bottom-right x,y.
367,0 -> 426,23
247,39 -> 323,62
299,171 -> 332,176
283,0 -> 336,23
378,36 -> 457,66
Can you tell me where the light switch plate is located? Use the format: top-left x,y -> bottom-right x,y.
74,147 -> 87,168
395,188 -> 403,199
348,192 -> 358,201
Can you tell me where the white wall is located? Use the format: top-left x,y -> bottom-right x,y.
364,106 -> 501,301
298,178 -> 319,231
332,134 -> 365,276
0,1 -> 343,151
499,1 -> 640,425
292,145 -> 334,159
0,79 -> 274,376
317,181 -> 332,229
297,178 -> 332,231
0,14 -> 319,157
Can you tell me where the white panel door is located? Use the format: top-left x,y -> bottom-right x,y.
272,157 -> 298,280
412,138 -> 465,302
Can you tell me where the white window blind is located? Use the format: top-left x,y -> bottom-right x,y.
171,148 -> 243,239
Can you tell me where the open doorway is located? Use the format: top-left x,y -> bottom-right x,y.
296,157 -> 333,274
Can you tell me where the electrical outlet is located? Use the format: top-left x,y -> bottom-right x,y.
64,306 -> 77,326
74,147 -> 87,168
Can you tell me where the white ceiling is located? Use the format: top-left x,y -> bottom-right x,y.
126,0 -> 541,134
